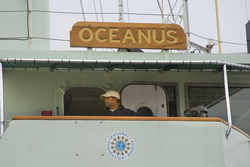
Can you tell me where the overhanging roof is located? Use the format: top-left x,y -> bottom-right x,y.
1,58 -> 250,72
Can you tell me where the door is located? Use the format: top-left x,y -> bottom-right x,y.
121,85 -> 168,116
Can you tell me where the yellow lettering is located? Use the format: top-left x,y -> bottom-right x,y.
152,29 -> 165,44
166,29 -> 178,44
79,27 -> 93,42
138,28 -> 151,43
109,28 -> 120,43
95,28 -> 107,42
122,28 -> 136,43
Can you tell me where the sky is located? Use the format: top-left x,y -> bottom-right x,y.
49,0 -> 250,53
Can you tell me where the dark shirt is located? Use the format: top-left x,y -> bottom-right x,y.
101,105 -> 139,116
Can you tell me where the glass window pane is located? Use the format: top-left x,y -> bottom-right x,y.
188,86 -> 250,135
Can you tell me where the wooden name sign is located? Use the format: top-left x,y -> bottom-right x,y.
70,22 -> 186,50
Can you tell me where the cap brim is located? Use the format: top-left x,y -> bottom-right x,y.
100,94 -> 104,100
100,94 -> 109,100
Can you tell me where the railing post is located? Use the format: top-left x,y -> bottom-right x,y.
0,62 -> 4,138
223,64 -> 232,139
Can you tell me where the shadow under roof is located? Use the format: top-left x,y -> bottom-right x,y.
1,58 -> 250,72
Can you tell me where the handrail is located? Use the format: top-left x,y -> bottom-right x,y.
12,116 -> 250,139
223,64 -> 232,139
13,115 -> 222,121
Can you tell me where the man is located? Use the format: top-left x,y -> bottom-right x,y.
100,90 -> 139,116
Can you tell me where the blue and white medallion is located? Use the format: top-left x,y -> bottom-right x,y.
106,132 -> 135,160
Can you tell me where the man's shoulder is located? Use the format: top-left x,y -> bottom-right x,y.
118,105 -> 132,112
118,105 -> 140,116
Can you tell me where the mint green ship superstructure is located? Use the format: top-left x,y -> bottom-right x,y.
0,1 -> 250,167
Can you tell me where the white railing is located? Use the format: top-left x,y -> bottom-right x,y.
223,64 -> 232,139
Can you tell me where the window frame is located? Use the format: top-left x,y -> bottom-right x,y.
121,82 -> 180,116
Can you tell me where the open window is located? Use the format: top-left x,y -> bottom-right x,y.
64,87 -> 106,116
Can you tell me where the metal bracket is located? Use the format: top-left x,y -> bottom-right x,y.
0,120 -> 11,125
190,41 -> 210,53
50,63 -> 60,72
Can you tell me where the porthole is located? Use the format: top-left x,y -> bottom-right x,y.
137,106 -> 153,116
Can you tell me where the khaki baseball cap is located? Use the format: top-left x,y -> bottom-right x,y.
100,90 -> 120,100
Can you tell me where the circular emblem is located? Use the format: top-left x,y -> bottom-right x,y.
106,132 -> 135,160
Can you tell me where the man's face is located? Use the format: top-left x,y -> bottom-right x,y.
104,97 -> 117,108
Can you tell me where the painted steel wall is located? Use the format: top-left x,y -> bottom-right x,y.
221,123 -> 250,167
0,0 -> 50,50
0,120 -> 232,167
